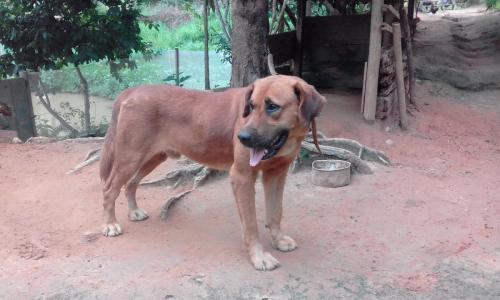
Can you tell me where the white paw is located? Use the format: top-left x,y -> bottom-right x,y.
102,223 -> 123,237
128,209 -> 149,221
272,235 -> 298,252
251,251 -> 280,271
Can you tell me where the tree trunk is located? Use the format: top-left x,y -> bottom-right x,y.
231,0 -> 269,87
75,65 -> 91,134
306,0 -> 312,16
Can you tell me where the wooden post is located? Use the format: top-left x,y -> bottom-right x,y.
175,48 -> 180,86
306,0 -> 312,16
400,7 -> 415,105
408,0 -> 415,35
363,0 -> 383,121
392,23 -> 408,130
203,0 -> 210,90
11,73 -> 37,140
361,62 -> 368,113
294,0 -> 305,77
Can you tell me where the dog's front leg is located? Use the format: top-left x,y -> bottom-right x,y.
263,163 -> 298,252
230,165 -> 280,271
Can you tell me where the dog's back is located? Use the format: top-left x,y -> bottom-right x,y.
100,85 -> 245,181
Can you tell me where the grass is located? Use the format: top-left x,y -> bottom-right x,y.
140,14 -> 223,53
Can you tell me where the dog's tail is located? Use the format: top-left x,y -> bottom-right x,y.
100,89 -> 134,181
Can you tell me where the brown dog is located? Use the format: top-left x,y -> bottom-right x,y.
99,75 -> 326,270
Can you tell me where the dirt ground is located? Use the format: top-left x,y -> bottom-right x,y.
1,6 -> 500,300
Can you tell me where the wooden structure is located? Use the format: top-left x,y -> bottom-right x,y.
266,0 -> 416,128
0,76 -> 37,140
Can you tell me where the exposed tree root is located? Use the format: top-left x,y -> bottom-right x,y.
297,131 -> 390,174
66,148 -> 101,174
147,160 -> 223,220
66,132 -> 390,216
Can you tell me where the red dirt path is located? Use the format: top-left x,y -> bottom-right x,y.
1,80 -> 499,298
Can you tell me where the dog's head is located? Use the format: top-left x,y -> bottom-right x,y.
237,75 -> 326,166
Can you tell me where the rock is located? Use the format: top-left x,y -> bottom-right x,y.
384,126 -> 391,133
191,274 -> 205,285
61,137 -> 105,144
385,139 -> 394,146
81,231 -> 100,243
12,137 -> 23,144
26,136 -> 56,144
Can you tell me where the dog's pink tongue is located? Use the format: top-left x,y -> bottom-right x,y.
249,149 -> 265,167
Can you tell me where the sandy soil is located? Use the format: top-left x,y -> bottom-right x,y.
1,6 -> 500,300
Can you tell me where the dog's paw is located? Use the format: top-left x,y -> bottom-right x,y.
251,251 -> 280,271
102,223 -> 122,237
128,208 -> 149,221
272,235 -> 298,252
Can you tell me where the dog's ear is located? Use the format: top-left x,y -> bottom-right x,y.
294,81 -> 326,125
242,84 -> 254,118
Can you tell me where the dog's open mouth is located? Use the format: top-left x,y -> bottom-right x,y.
249,131 -> 289,167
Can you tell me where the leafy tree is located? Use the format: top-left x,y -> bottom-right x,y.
0,0 -> 154,135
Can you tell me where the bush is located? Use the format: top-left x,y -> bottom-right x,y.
140,13 -> 223,54
486,0 -> 500,9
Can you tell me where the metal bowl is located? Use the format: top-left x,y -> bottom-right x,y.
311,160 -> 351,188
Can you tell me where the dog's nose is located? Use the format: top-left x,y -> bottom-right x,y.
238,130 -> 252,144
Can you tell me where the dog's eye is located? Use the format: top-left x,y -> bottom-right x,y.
265,102 -> 281,114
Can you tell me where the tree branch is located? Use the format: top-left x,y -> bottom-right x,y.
273,0 -> 288,34
75,65 -> 91,134
213,0 -> 232,43
36,75 -> 79,137
271,0 -> 278,31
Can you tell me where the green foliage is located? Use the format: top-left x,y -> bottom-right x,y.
39,50 -> 231,99
141,21 -> 204,53
486,0 -> 500,9
140,12 -> 224,54
310,3 -> 329,16
354,3 -> 371,15
163,72 -> 191,86
41,54 -> 167,99
299,148 -> 311,160
210,32 -> 232,64
0,0 -> 151,77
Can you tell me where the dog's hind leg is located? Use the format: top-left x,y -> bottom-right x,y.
263,163 -> 298,252
101,155 -> 144,237
126,152 -> 167,221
